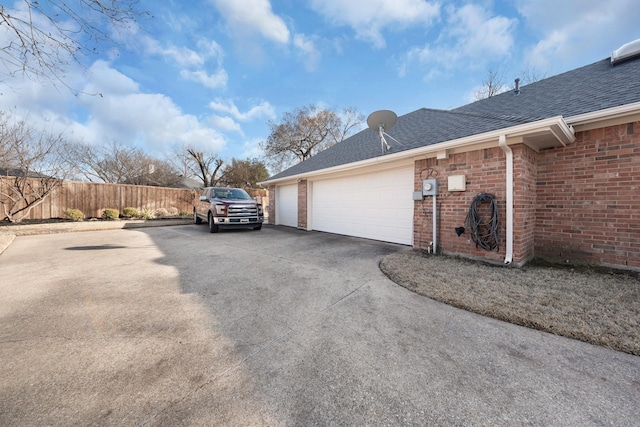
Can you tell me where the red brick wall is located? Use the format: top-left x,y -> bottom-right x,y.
413,144 -> 539,265
298,180 -> 307,229
414,148 -> 508,264
267,184 -> 276,224
513,144 -> 538,263
535,121 -> 640,269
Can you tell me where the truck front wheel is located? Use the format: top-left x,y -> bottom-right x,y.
208,213 -> 219,233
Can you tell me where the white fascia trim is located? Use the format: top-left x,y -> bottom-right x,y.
261,116 -> 573,185
566,101 -> 640,126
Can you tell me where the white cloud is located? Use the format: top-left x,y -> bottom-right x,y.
160,45 -> 206,68
77,62 -> 226,153
210,0 -> 290,44
516,0 -> 640,70
445,5 -> 516,60
110,21 -> 228,89
208,99 -> 276,122
4,60 -> 226,155
180,69 -> 228,89
309,0 -> 440,48
84,60 -> 140,94
240,138 -> 265,159
293,33 -> 321,71
210,115 -> 243,134
207,99 -> 276,140
401,4 -> 516,76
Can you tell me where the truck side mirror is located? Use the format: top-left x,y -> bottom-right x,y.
199,195 -> 207,201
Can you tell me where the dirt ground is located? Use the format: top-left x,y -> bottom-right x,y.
380,250 -> 640,356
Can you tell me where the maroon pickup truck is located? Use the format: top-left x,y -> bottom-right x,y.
193,187 -> 264,233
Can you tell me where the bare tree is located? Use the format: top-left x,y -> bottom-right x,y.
186,148 -> 225,187
0,0 -> 146,88
221,158 -> 269,189
0,113 -> 68,222
330,107 -> 365,144
519,64 -> 549,85
261,105 -> 364,173
65,140 -> 136,183
65,140 -> 182,187
473,67 -> 507,100
121,156 -> 183,187
167,145 -> 195,180
474,64 -> 550,101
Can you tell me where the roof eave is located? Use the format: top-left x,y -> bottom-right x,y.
566,101 -> 640,129
260,116 -> 575,185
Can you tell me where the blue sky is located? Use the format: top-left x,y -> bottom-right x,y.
2,0 -> 639,164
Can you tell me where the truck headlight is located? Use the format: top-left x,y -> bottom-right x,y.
215,204 -> 227,215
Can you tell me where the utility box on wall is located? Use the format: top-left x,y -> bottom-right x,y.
448,175 -> 466,192
422,179 -> 438,196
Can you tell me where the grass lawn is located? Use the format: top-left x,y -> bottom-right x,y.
380,250 -> 640,356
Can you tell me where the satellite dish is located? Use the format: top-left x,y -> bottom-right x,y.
367,110 -> 397,132
367,110 -> 401,154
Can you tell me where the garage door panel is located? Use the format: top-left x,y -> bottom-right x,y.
276,184 -> 298,227
311,167 -> 413,245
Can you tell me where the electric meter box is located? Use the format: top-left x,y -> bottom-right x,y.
422,179 -> 438,196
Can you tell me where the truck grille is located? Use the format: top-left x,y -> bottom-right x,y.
228,205 -> 258,217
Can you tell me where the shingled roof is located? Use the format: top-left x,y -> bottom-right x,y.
0,168 -> 52,179
266,53 -> 640,182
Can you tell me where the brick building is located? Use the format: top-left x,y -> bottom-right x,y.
261,40 -> 640,271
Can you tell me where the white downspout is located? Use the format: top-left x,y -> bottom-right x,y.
432,194 -> 437,254
498,135 -> 513,265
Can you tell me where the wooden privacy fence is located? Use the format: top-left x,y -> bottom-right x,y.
1,177 -> 199,220
0,178 -> 271,220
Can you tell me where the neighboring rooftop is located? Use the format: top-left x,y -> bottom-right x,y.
266,51 -> 640,182
0,168 -> 52,179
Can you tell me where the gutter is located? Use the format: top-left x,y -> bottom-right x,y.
498,135 -> 513,265
565,101 -> 640,127
260,116 -> 574,186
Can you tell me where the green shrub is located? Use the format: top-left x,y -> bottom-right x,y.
155,207 -> 169,218
64,209 -> 84,222
122,207 -> 139,218
102,208 -> 119,220
137,208 -> 156,219
179,211 -> 190,217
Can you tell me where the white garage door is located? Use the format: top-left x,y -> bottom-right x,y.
276,184 -> 298,227
311,166 -> 414,245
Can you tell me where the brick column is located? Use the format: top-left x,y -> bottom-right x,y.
298,180 -> 307,229
512,144 -> 537,264
267,184 -> 276,224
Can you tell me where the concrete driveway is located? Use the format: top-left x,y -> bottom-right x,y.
0,224 -> 638,426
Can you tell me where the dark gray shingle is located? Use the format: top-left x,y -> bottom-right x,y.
267,55 -> 640,182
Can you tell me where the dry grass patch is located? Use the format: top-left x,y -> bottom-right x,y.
380,250 -> 640,356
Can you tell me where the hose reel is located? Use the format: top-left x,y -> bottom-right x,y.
465,193 -> 500,251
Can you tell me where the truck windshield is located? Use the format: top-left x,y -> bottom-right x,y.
213,189 -> 252,200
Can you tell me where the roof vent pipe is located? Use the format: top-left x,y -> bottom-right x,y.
514,78 -> 520,95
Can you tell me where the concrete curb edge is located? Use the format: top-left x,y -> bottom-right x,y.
0,218 -> 192,254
